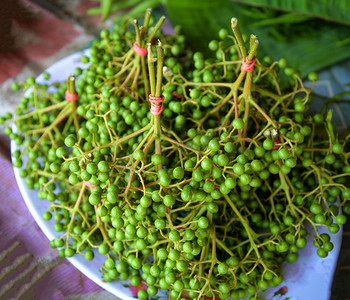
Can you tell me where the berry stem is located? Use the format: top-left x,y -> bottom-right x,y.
223,194 -> 261,259
65,184 -> 86,247
231,18 -> 247,60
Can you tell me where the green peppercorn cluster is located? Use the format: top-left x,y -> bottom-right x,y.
3,11 -> 350,300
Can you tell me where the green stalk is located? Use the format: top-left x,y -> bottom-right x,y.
147,16 -> 165,43
143,9 -> 152,39
154,42 -> 164,165
147,42 -> 164,128
242,37 -> 259,137
155,41 -> 164,97
141,56 -> 149,98
231,18 -> 247,60
247,37 -> 259,62
133,19 -> 141,46
140,9 -> 152,97
66,75 -> 76,94
147,42 -> 163,167
279,172 -> 298,217
223,194 -> 261,259
242,37 -> 259,97
65,184 -> 86,247
147,43 -> 156,96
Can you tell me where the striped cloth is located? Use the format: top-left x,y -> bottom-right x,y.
0,151 -> 118,300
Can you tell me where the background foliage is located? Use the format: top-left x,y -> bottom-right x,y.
89,0 -> 350,75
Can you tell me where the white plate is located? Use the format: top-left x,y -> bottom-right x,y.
11,50 -> 343,300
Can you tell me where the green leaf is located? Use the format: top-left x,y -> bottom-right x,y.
166,0 -> 350,75
110,0 -> 144,13
234,0 -> 350,25
86,7 -> 103,16
101,0 -> 114,21
87,0 -> 144,18
250,12 -> 310,27
113,0 -> 162,22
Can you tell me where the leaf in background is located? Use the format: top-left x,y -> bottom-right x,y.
101,0 -> 114,21
166,0 -> 350,76
87,0 -> 135,16
87,0 -> 146,18
167,0 -> 225,52
234,0 -> 350,25
113,0 -> 163,22
250,12 -> 310,27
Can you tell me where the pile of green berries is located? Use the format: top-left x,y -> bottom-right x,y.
3,10 -> 350,300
